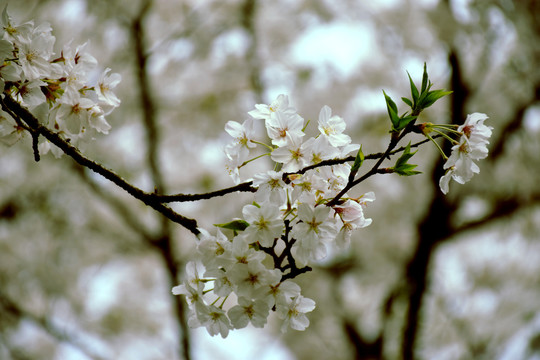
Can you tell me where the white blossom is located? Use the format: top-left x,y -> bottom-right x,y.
248,94 -> 298,121
270,134 -> 308,172
242,204 -> 284,247
265,110 -> 304,147
277,295 -> 316,332
439,114 -> 492,194
318,105 -> 351,147
227,261 -> 280,299
228,297 -> 270,329
196,304 -> 232,338
252,170 -> 289,205
96,68 -> 121,108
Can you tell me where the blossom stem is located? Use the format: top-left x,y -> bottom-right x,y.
250,139 -> 274,152
219,296 -> 229,308
425,133 -> 448,160
211,297 -> 221,306
430,124 -> 461,136
430,128 -> 459,145
239,152 -> 271,168
302,119 -> 311,132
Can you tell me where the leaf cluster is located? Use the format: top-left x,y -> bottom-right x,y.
391,142 -> 421,176
384,63 -> 452,133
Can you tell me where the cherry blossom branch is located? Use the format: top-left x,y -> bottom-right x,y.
326,115 -> 422,207
0,94 -> 200,236
151,181 -> 257,202
258,220 -> 312,281
150,136 -> 438,204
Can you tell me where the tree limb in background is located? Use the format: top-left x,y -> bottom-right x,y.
130,1 -> 191,359
0,290 -> 108,360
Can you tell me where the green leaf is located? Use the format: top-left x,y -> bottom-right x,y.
383,90 -> 400,130
349,145 -> 364,180
396,115 -> 418,131
419,89 -> 453,109
401,97 -> 413,107
407,72 -> 419,104
392,142 -> 422,176
421,62 -> 429,94
214,219 -> 249,231
394,163 -> 422,176
394,142 -> 415,167
383,90 -> 398,113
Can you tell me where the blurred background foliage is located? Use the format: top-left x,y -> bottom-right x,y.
0,0 -> 539,359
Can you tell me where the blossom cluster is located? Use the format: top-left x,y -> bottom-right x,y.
0,7 -> 120,155
438,113 -> 493,194
173,95 -> 375,337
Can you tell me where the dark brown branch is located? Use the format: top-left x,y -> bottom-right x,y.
151,181 -> 257,202
282,135 -> 438,183
258,220 -> 312,281
0,95 -> 200,236
148,136 -> 435,204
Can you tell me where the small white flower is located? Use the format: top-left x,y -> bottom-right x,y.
197,229 -> 231,271
439,113 -> 492,194
302,136 -> 340,165
224,118 -> 256,164
253,170 -> 289,205
293,203 -> 335,242
0,110 -> 24,145
1,7 -> 34,44
61,41 -> 97,94
242,204 -> 284,247
333,197 -> 374,249
265,110 -> 304,147
18,32 -> 55,80
318,164 -> 350,196
277,295 -> 316,332
291,203 -> 338,265
219,235 -> 266,269
248,94 -> 298,121
318,105 -> 351,147
196,304 -> 232,338
96,68 -> 121,108
228,297 -> 270,329
459,113 -> 492,145
204,268 -> 234,297
289,172 -> 326,204
255,279 -> 301,308
88,105 -> 111,134
15,79 -> 46,108
55,91 -> 95,136
172,262 -> 207,305
227,261 -> 277,299
182,261 -> 206,291
271,135 -> 308,172
172,280 -> 204,306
